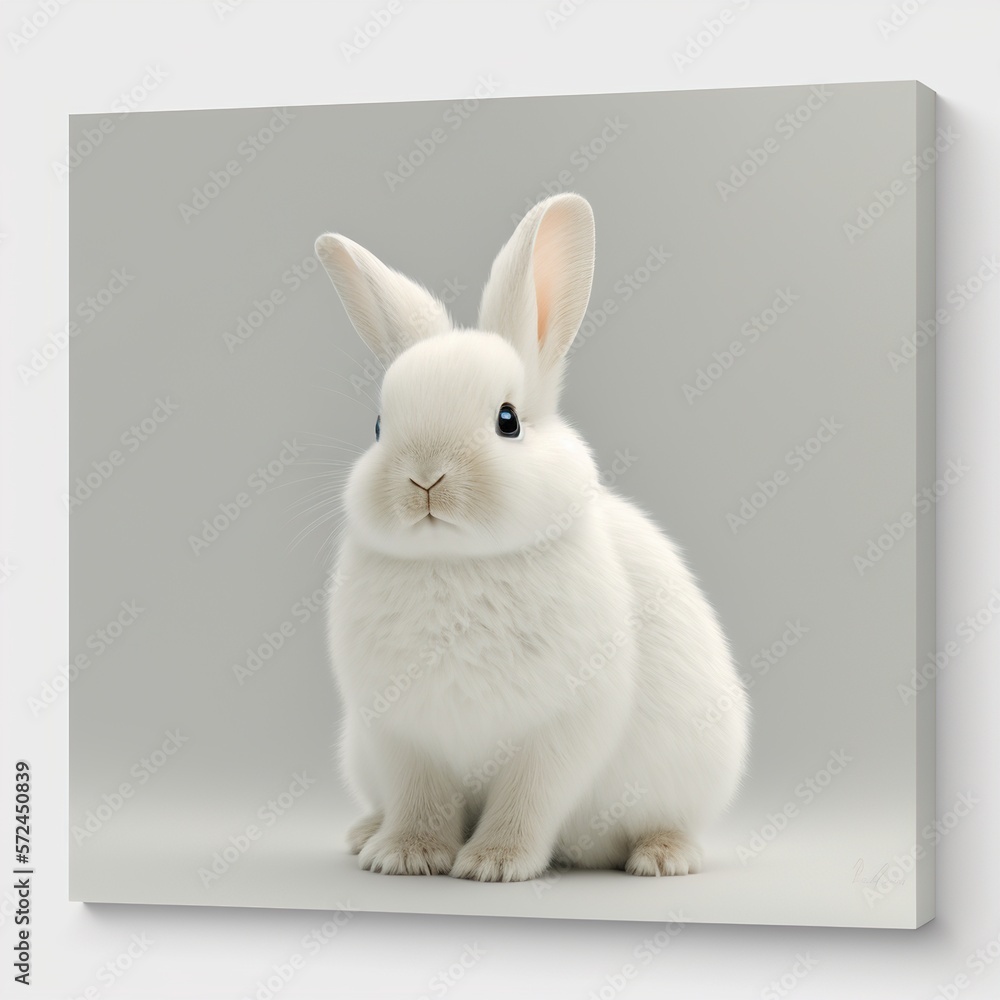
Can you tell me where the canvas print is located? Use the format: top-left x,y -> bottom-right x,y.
69,80 -> 936,927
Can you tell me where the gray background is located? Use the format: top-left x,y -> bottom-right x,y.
69,81 -> 934,927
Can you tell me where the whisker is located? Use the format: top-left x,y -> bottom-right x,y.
287,504 -> 347,555
257,466 -> 351,495
284,485 -> 349,510
297,431 -> 367,453
316,366 -> 381,410
267,479 -> 349,500
282,476 -> 350,503
286,492 -> 345,519
284,460 -> 356,469
310,383 -> 377,413
329,340 -> 386,379
317,521 -> 348,564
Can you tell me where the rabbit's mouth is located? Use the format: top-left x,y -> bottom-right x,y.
418,511 -> 455,527
397,499 -> 459,530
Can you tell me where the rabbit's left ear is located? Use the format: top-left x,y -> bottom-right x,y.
478,193 -> 595,403
315,233 -> 452,365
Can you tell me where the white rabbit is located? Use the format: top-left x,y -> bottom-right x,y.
314,193 -> 749,882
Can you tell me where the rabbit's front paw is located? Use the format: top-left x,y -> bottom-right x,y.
359,829 -> 458,875
346,811 -> 383,855
450,840 -> 548,882
625,830 -> 702,876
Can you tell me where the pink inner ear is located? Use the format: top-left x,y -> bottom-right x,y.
532,209 -> 562,345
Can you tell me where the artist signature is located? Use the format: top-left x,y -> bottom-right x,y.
852,858 -> 906,887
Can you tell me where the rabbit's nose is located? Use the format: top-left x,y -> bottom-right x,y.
408,473 -> 445,493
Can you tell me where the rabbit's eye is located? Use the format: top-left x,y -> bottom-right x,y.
375,415 -> 380,441
496,403 -> 521,439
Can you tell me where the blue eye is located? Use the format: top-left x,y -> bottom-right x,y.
496,403 -> 520,438
375,415 -> 380,441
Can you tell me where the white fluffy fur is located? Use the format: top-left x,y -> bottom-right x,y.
314,194 -> 750,881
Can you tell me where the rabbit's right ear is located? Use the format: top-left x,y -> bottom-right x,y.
478,193 -> 595,410
315,234 -> 452,365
